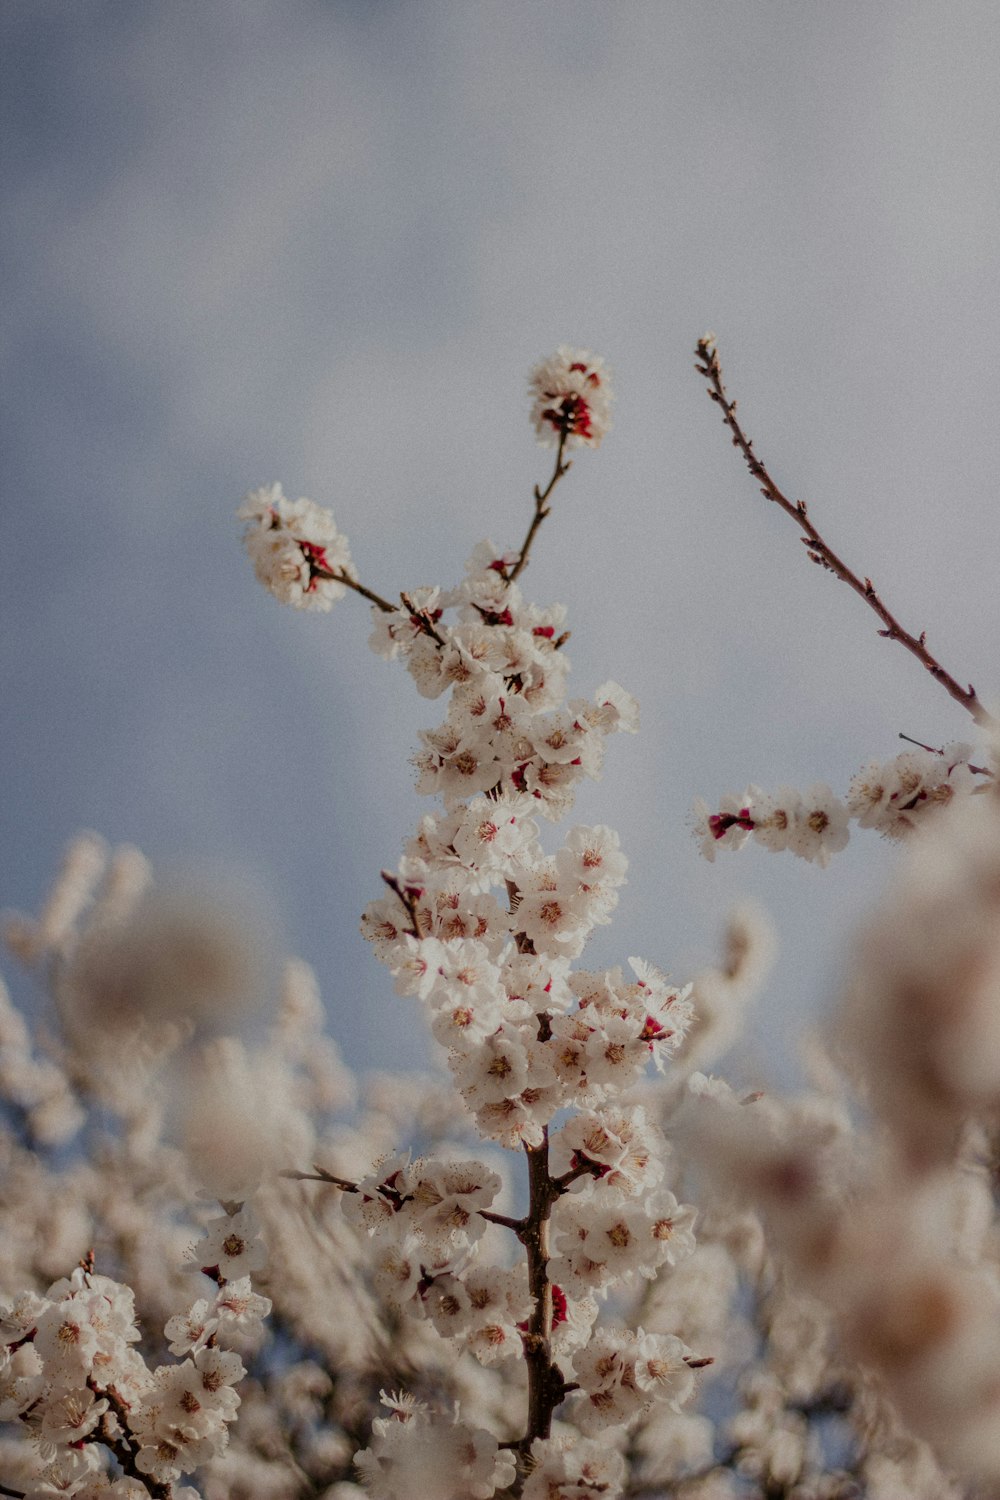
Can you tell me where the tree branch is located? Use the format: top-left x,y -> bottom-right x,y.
380,870 -> 426,938
311,564 -> 396,613
505,428 -> 572,585
508,1131 -> 570,1493
694,336 -> 997,732
286,1166 -> 525,1234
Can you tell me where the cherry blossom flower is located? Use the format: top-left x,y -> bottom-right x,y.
528,347 -> 614,449
239,484 -> 356,610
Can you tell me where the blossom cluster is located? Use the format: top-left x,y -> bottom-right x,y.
684,772 -> 1000,1483
527,346 -> 613,449
0,1202 -> 268,1498
2,343 -> 998,1500
238,484 -> 357,611
230,344 -> 1000,1497
692,740 -> 992,865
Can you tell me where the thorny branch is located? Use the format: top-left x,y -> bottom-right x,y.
694,336 -> 998,733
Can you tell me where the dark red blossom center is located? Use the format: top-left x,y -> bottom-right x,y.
542,392 -> 593,437
568,362 -> 600,387
708,809 -> 755,840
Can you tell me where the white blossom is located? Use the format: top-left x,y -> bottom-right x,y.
528,347 -> 614,450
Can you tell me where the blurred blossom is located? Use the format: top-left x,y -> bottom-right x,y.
173,1035 -> 296,1200
73,875 -> 280,1040
835,772 -> 1000,1165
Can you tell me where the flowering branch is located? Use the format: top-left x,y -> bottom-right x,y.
92,1380 -> 171,1500
695,335 -> 998,732
284,1164 -> 526,1234
898,731 -> 994,778
13,339 -> 995,1497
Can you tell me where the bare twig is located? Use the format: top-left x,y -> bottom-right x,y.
478,1208 -> 525,1233
505,428 -> 572,585
694,336 -> 997,732
281,1166 -> 360,1193
551,1160 -> 602,1193
311,564 -> 396,613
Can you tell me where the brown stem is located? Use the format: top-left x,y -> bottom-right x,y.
695,337 -> 998,732
478,1208 -> 525,1232
551,1160 -> 600,1192
509,1132 -> 570,1493
312,565 -> 395,613
380,870 -> 425,938
281,1166 -> 361,1193
287,1166 -> 525,1233
505,429 -> 572,585
398,592 -> 448,648
897,732 -> 995,778
89,1379 -> 172,1499
313,569 -> 448,649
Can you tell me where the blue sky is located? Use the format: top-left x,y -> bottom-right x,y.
3,1 -> 999,1081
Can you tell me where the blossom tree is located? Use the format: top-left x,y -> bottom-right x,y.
1,343 -> 999,1500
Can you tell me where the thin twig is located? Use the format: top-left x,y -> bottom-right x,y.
380,870 -> 425,938
312,565 -> 395,613
505,428 -> 572,585
398,591 -> 448,647
478,1208 -> 525,1233
898,732 -> 994,777
281,1166 -> 360,1192
551,1160 -> 601,1193
286,1166 -> 524,1233
695,336 -> 997,732
314,567 -> 448,649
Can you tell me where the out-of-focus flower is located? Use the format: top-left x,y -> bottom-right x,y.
72,879 -> 278,1039
528,347 -> 613,449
